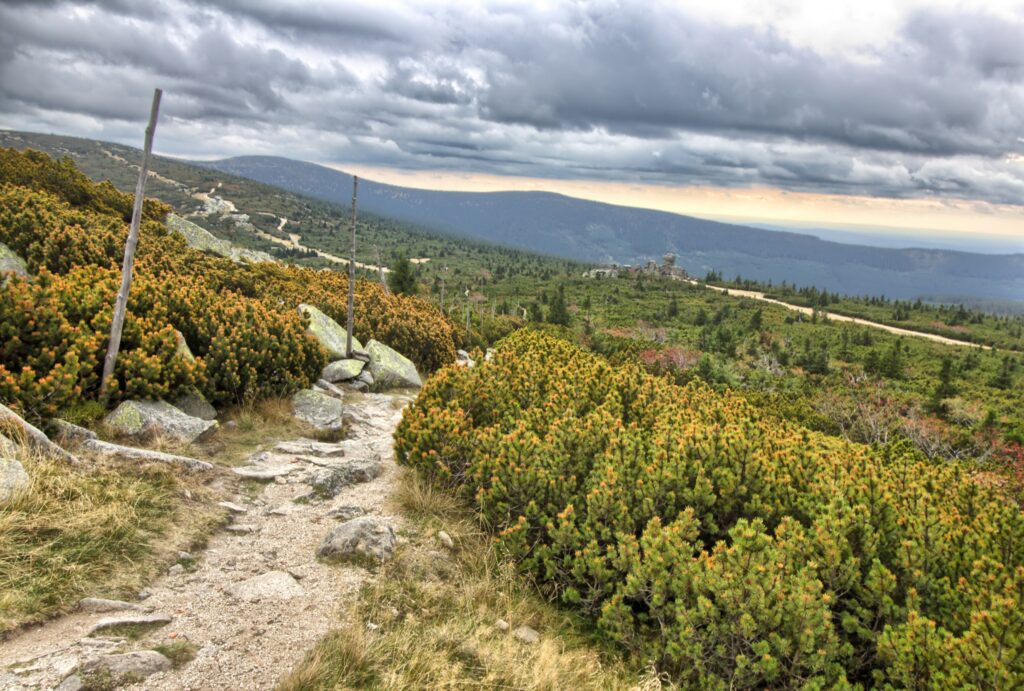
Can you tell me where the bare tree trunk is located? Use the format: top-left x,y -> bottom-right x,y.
346,176 -> 358,358
99,88 -> 162,401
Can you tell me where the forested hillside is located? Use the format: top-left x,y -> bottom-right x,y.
199,154 -> 1024,305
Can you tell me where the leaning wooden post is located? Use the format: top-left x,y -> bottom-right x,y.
99,88 -> 162,401
346,176 -> 358,358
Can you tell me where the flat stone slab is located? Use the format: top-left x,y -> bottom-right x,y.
81,650 -> 171,680
228,570 -> 304,601
232,464 -> 299,480
217,501 -> 248,513
272,440 -> 346,458
79,598 -> 140,613
81,438 -> 213,472
89,613 -> 172,635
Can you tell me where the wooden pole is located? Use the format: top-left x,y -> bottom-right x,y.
99,88 -> 162,401
346,176 -> 358,358
375,245 -> 389,295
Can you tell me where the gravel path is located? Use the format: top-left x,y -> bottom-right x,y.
0,391 -> 413,691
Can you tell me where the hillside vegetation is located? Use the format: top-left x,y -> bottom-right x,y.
0,148 -> 456,423
397,330 -> 1024,689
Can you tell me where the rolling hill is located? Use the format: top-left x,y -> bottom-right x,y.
199,155 -> 1024,305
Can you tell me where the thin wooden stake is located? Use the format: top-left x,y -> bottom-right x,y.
99,88 -> 162,401
375,245 -> 389,295
346,176 -> 358,358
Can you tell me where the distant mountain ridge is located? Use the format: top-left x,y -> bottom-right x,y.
199,155 -> 1024,303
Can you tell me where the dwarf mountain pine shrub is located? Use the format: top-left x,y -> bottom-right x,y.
395,329 -> 1024,688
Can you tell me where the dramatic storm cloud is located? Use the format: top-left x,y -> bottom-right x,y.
1,0 -> 1023,207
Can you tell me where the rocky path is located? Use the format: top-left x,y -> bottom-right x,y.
0,391 -> 414,691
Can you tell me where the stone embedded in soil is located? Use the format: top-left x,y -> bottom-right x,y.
273,439 -> 346,458
307,458 -> 382,498
79,598 -> 140,613
89,613 -> 172,635
233,464 -> 300,480
80,651 -> 171,681
326,505 -> 365,521
318,516 -> 397,563
227,570 -> 305,602
513,625 -> 540,644
218,501 -> 247,513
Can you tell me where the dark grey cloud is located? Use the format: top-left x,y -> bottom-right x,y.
0,0 -> 1022,208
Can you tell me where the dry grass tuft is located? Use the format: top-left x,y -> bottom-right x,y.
0,439 -> 221,635
280,471 -> 669,690
210,396 -> 300,466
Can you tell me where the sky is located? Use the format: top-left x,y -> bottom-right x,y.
0,0 -> 1022,250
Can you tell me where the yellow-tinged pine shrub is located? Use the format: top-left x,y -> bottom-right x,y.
395,329 -> 1024,688
0,147 -> 454,418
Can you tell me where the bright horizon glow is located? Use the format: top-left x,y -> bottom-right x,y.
331,164 -> 1024,248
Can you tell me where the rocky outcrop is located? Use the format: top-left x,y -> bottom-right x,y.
0,456 -> 29,504
322,358 -> 364,383
299,304 -> 362,361
0,241 -> 28,278
318,516 -> 397,563
365,339 -> 422,390
291,389 -> 344,432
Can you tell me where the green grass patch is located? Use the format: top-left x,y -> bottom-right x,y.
0,445 -> 221,635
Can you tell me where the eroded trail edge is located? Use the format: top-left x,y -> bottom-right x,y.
0,391 -> 413,691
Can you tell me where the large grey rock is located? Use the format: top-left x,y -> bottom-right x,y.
291,389 -> 344,432
104,400 -> 218,444
318,516 -> 397,563
299,304 -> 363,361
228,570 -> 305,601
322,359 -> 364,383
0,432 -> 18,457
356,369 -> 374,387
0,457 -> 29,504
365,339 -> 422,390
173,389 -> 217,421
0,241 -> 28,277
81,651 -> 171,681
308,458 -> 382,498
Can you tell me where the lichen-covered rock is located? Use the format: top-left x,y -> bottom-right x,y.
291,388 -> 344,431
318,516 -> 397,563
308,457 -> 381,498
167,213 -> 234,259
0,241 -> 28,277
299,304 -> 363,361
104,400 -> 218,443
173,389 -> 217,421
0,457 -> 29,504
322,358 -> 364,383
366,339 -> 422,390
